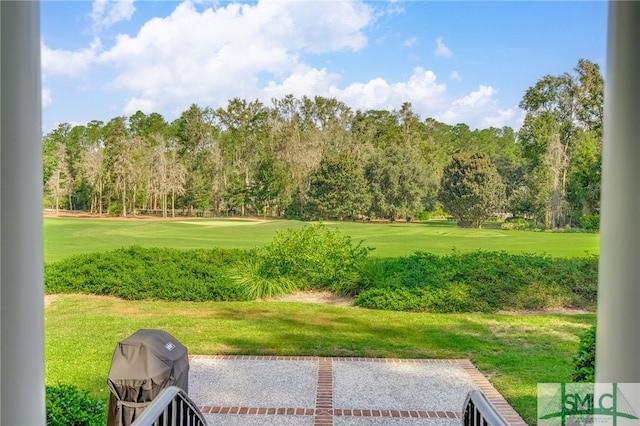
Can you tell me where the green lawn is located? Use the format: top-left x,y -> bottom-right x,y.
44,217 -> 600,262
46,294 -> 595,425
45,216 -> 599,424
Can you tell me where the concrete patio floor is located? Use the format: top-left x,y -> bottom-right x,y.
188,356 -> 528,426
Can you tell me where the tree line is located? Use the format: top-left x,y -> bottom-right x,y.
43,59 -> 603,228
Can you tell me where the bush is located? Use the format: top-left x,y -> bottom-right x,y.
354,251 -> 598,313
107,201 -> 123,216
231,257 -> 299,299
45,246 -> 250,301
501,217 -> 531,231
44,226 -> 372,302
44,233 -> 598,313
46,384 -> 106,426
256,224 -> 371,295
572,325 -> 596,382
416,211 -> 431,221
580,214 -> 600,232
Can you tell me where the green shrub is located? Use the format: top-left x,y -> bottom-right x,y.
501,217 -> 531,230
416,211 -> 431,221
107,201 -> 123,216
580,214 -> 600,232
45,246 -> 250,301
357,258 -> 403,291
46,384 -> 106,426
354,251 -> 597,313
257,224 -> 371,295
572,325 -> 596,382
44,234 -> 598,313
231,257 -> 299,299
44,227 -> 371,302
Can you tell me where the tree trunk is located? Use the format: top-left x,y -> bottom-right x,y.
98,181 -> 103,214
122,177 -> 127,217
162,193 -> 167,218
132,187 -> 137,216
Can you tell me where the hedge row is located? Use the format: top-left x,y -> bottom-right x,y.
353,251 -> 597,312
45,226 -> 598,313
45,246 -> 251,301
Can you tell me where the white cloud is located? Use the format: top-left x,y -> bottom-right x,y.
123,97 -> 158,116
435,37 -> 453,58
437,85 -> 515,128
263,66 -> 342,100
41,37 -> 102,77
438,85 -> 495,124
42,1 -> 519,129
481,108 -> 516,128
332,67 -> 448,115
90,0 -> 373,113
261,67 -> 516,129
91,0 -> 136,30
285,1 -> 371,53
262,67 -> 448,117
402,36 -> 418,48
42,87 -> 52,108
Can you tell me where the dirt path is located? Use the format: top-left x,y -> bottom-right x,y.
45,293 -> 593,313
44,292 -> 353,307
44,294 -> 61,308
263,291 -> 354,306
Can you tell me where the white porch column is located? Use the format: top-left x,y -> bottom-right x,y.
0,1 -> 46,424
596,1 -> 640,382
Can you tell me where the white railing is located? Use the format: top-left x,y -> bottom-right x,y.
462,391 -> 509,426
131,387 -> 207,426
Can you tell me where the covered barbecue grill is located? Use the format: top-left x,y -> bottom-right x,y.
106,329 -> 189,426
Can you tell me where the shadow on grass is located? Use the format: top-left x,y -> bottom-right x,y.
46,296 -> 595,425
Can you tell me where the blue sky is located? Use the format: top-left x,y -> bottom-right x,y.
40,1 -> 608,132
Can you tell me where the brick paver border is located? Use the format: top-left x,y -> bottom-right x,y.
190,355 -> 528,426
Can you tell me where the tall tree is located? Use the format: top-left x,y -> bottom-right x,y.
166,149 -> 187,218
365,145 -> 429,221
148,143 -> 170,216
251,154 -> 287,217
269,95 -> 322,217
112,137 -> 138,217
306,96 -> 354,153
568,130 -> 602,218
518,59 -> 604,227
102,116 -> 130,214
216,98 -> 269,215
43,123 -> 74,213
438,152 -> 505,228
80,120 -> 107,214
175,104 -> 218,214
307,151 -> 370,221
82,144 -> 105,214
46,140 -> 71,214
351,109 -> 402,149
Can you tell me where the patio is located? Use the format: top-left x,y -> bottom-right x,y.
187,355 -> 527,426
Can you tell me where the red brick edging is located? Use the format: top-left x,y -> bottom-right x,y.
314,357 -> 334,425
189,355 -> 528,426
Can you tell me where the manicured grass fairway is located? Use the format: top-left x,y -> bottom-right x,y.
46,295 -> 595,425
44,217 -> 599,262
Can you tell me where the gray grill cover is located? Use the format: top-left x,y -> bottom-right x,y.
107,329 -> 189,426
